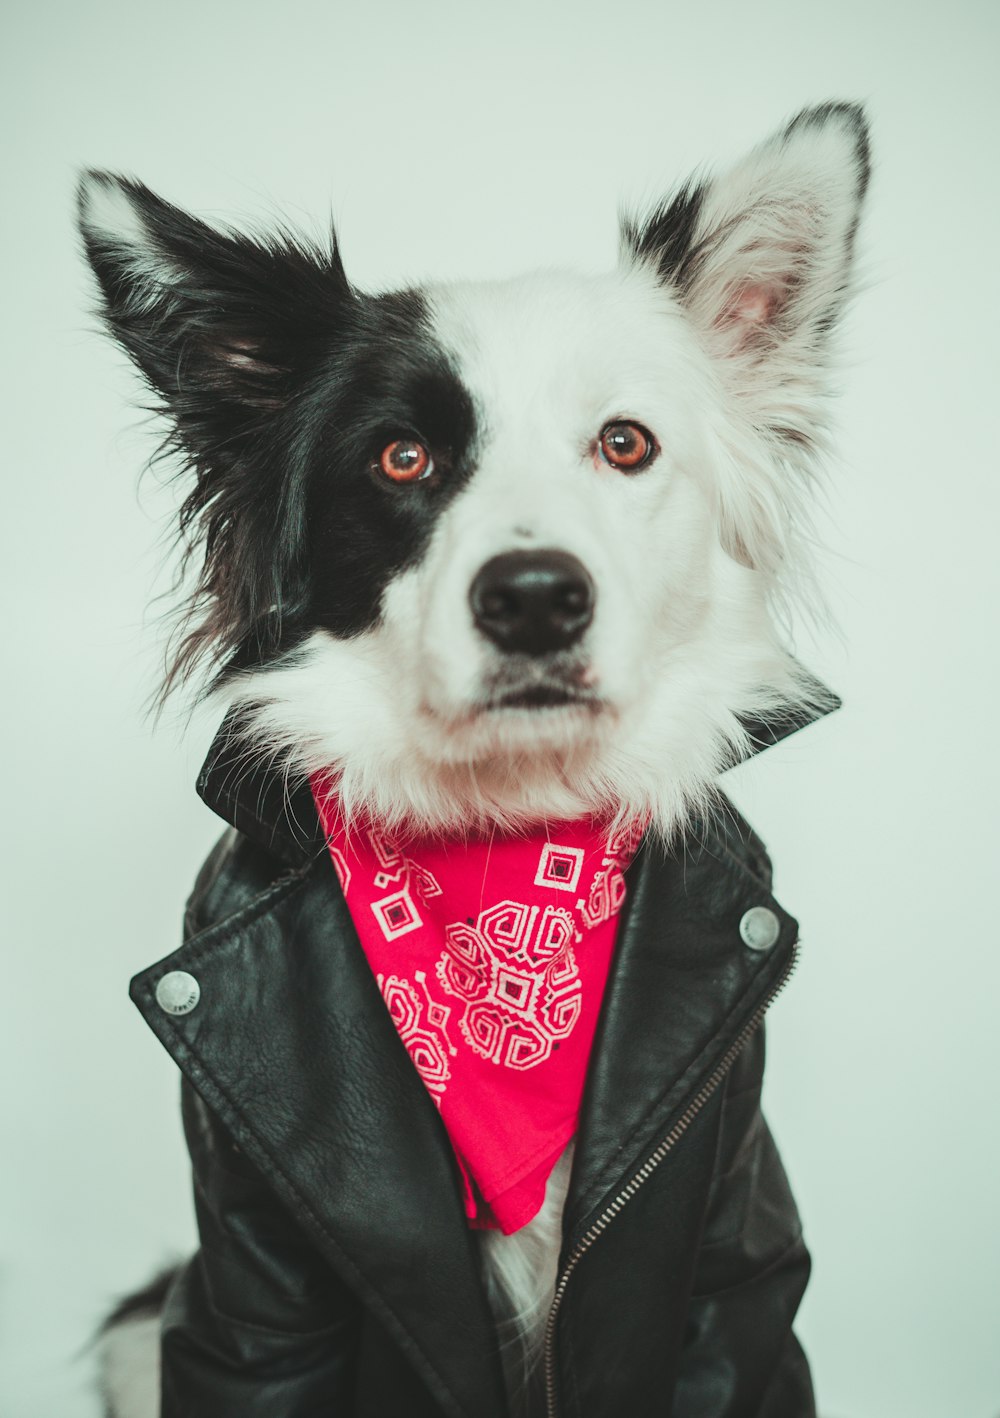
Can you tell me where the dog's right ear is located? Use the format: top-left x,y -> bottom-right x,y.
77,173 -> 355,696
76,171 -> 351,452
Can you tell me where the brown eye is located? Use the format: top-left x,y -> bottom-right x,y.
377,439 -> 433,483
598,421 -> 655,472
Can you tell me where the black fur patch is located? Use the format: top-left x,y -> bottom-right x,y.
620,182 -> 705,291
99,1264 -> 178,1332
78,175 -> 479,688
296,289 -> 479,643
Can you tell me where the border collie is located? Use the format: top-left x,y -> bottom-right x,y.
78,101 -> 869,1416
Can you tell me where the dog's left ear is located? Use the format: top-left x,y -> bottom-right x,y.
622,102 -> 870,567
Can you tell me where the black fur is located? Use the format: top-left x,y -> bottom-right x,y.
300,288 -> 479,644
619,182 -> 705,291
78,175 -> 479,689
99,1264 -> 178,1332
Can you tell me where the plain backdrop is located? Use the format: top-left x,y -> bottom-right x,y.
2,2 -> 998,1415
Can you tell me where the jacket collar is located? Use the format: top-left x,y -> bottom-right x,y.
196,671 -> 840,866
131,769 -> 812,1418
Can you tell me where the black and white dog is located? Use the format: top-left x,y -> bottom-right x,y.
79,102 -> 868,1415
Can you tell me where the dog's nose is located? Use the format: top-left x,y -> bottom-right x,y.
469,550 -> 594,655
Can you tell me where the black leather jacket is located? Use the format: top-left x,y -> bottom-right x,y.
130,699 -> 833,1417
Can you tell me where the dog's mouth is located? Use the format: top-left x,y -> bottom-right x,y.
479,660 -> 604,715
485,684 -> 600,712
417,659 -> 614,766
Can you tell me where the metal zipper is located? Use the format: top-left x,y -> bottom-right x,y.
542,942 -> 800,1417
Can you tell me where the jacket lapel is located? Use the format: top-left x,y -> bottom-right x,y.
562,675 -> 836,1240
130,851 -> 507,1418
564,827 -> 799,1242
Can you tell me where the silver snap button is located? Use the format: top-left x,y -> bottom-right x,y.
739,906 -> 780,952
155,970 -> 201,1016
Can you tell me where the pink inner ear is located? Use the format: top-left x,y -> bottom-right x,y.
718,278 -> 787,339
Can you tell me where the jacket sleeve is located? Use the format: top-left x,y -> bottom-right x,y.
671,1028 -> 817,1418
159,1080 -> 362,1417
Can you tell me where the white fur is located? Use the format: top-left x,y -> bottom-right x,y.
224,118 -> 864,839
665,109 -> 868,579
78,173 -> 188,312
79,173 -> 151,248
478,1143 -> 574,1411
98,1315 -> 160,1418
226,258 -> 820,840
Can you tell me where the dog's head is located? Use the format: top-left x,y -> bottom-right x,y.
78,103 -> 868,836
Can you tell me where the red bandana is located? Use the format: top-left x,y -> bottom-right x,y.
312,779 -> 642,1234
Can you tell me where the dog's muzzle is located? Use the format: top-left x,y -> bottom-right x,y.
470,549 -> 594,656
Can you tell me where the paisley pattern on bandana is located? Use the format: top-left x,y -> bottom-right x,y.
312,779 -> 644,1233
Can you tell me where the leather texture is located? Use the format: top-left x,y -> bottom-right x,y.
129,702 -> 834,1417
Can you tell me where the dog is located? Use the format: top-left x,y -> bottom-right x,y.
79,101 -> 869,1417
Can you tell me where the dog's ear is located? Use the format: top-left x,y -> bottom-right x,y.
77,173 -> 354,694
622,102 -> 869,390
77,171 -> 351,449
621,103 -> 870,568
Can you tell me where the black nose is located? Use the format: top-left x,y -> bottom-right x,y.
469,550 -> 595,656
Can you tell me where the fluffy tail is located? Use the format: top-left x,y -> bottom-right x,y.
96,1267 -> 176,1418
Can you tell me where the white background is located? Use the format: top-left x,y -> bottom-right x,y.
2,2 -> 998,1415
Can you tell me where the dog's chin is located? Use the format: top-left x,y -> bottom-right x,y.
422,689 -> 613,766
